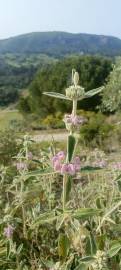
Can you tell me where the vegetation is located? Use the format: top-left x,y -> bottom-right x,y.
0,110 -> 23,131
79,111 -> 114,150
0,53 -> 56,107
0,129 -> 21,165
1,45 -> 121,268
20,55 -> 111,119
1,70 -> 121,269
101,57 -> 121,113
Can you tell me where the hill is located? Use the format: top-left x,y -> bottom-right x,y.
0,53 -> 56,107
0,32 -> 121,56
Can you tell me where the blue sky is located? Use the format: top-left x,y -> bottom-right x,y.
0,0 -> 121,39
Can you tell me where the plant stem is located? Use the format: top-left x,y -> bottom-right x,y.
20,179 -> 27,238
72,99 -> 77,116
63,174 -> 67,211
49,178 -> 52,210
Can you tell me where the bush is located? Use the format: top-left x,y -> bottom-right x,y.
0,86 -> 19,106
101,57 -> 121,113
0,130 -> 21,165
41,112 -> 65,129
79,112 -> 114,149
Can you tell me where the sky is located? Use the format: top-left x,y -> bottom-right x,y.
0,0 -> 121,40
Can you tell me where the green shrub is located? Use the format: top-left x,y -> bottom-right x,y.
0,130 -> 21,165
101,57 -> 121,113
80,112 -> 113,148
40,112 -> 65,129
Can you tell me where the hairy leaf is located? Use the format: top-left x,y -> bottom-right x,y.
58,233 -> 70,259
72,208 -> 101,219
84,86 -> 104,98
67,135 -> 76,162
108,241 -> 121,257
43,92 -> 71,100
65,176 -> 72,202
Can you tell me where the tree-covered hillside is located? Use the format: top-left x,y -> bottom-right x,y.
0,31 -> 120,108
0,32 -> 121,56
0,53 -> 56,106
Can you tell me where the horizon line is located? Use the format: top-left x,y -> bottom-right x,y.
0,30 -> 120,41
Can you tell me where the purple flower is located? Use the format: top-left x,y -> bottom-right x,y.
73,156 -> 81,172
52,155 -> 58,165
53,160 -> 62,172
68,163 -> 76,175
4,225 -> 14,238
57,151 -> 65,160
94,160 -> 107,168
16,162 -> 28,171
113,162 -> 121,170
61,163 -> 69,174
52,152 -> 81,176
52,151 -> 65,164
63,114 -> 87,126
27,152 -> 33,160
61,163 -> 76,175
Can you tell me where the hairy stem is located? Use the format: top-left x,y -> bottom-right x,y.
72,99 -> 77,116
63,174 -> 67,211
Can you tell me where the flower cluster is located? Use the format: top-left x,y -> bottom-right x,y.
63,114 -> 87,131
4,225 -> 14,239
91,250 -> 108,270
113,162 -> 121,170
65,85 -> 85,100
93,160 -> 107,168
16,162 -> 28,171
52,151 -> 81,175
26,151 -> 33,160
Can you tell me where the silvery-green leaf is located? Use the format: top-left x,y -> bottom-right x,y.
24,168 -> 54,179
72,208 -> 101,219
67,135 -> 76,162
16,244 -> 23,255
79,256 -> 95,263
81,166 -> 102,172
65,176 -> 72,203
31,211 -> 57,227
84,86 -> 104,98
108,241 -> 121,257
75,264 -> 88,270
43,92 -> 71,100
86,234 -> 97,255
58,233 -> 70,258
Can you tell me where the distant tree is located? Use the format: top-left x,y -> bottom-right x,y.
0,87 -> 19,106
18,96 -> 31,114
101,57 -> 121,113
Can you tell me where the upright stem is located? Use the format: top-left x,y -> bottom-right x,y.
49,178 -> 52,210
25,143 -> 28,160
21,179 -> 27,238
63,174 -> 67,212
72,99 -> 77,116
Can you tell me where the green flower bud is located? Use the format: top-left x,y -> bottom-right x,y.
65,85 -> 85,100
92,250 -> 108,270
73,71 -> 79,86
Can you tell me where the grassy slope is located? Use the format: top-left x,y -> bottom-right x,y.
0,110 -> 23,130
